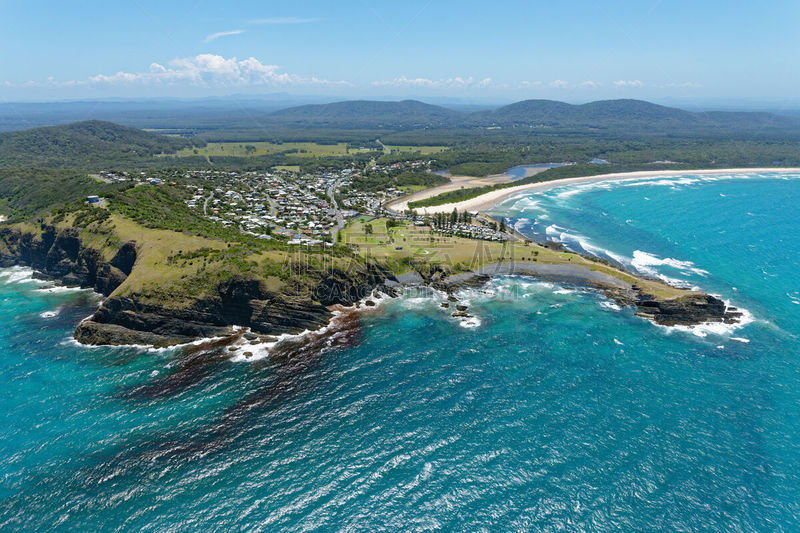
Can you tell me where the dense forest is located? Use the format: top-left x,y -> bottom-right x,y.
345,170 -> 449,192
0,121 -> 193,168
0,168 -> 128,221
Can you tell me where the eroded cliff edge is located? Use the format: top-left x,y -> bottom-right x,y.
0,223 -> 394,347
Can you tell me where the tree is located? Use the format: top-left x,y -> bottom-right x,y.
451,208 -> 458,226
499,217 -> 507,233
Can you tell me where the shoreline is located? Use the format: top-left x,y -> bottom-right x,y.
385,166 -> 557,212
394,167 -> 800,214
4,258 -> 744,353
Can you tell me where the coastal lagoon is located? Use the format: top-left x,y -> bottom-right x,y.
2,172 -> 800,529
435,163 -> 567,181
488,163 -> 568,181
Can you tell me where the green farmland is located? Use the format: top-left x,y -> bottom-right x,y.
171,141 -> 377,158
168,141 -> 450,159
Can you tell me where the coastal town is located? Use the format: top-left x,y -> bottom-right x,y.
94,161 -> 514,246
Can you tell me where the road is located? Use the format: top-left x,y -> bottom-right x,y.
264,194 -> 278,216
327,179 -> 345,243
203,191 -> 214,216
89,173 -> 112,183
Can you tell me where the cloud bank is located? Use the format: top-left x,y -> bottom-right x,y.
2,55 -> 703,96
79,54 -> 349,87
371,76 -> 494,89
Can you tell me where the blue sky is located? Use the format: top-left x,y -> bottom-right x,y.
1,0 -> 798,103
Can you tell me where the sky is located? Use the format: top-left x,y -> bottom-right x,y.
1,0 -> 799,104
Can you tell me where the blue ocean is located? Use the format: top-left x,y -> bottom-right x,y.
2,171 -> 800,530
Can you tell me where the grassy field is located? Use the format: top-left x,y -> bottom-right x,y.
398,185 -> 430,194
342,218 -> 541,270
386,145 -> 449,155
167,142 -> 449,159
341,217 -> 689,299
171,142 -> 377,158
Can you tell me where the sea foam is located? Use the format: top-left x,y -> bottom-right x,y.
0,266 -> 44,285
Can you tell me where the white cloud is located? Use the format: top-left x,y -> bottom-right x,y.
249,17 -> 317,25
613,79 -> 644,88
89,71 -> 141,84
549,79 -> 569,88
660,81 -> 703,88
76,54 -> 349,87
579,80 -> 601,88
371,76 -> 494,89
520,80 -> 543,88
204,29 -> 245,42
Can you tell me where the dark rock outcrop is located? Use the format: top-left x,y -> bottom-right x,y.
430,261 -> 741,328
75,262 -> 394,347
609,290 -> 742,327
0,224 -> 135,297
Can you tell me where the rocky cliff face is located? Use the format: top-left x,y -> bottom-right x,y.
616,290 -> 743,327
76,263 -> 394,347
0,224 -> 395,348
0,225 -> 135,297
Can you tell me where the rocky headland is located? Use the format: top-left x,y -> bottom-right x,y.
0,224 -> 743,349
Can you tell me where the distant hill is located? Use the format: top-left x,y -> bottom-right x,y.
0,121 -> 192,168
2,98 -> 799,140
468,98 -> 800,135
267,99 -> 464,128
261,97 -> 800,136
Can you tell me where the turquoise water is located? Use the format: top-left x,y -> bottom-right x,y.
2,172 -> 800,530
435,163 -> 567,181
492,163 -> 568,181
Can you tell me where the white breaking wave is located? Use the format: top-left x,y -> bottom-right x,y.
554,187 -> 586,199
599,301 -> 622,311
576,238 -> 628,265
550,181 -> 614,201
0,266 -> 44,285
622,176 -> 704,188
37,285 -> 87,294
509,197 -> 543,211
627,250 -> 709,287
459,316 -> 482,328
545,224 -> 565,237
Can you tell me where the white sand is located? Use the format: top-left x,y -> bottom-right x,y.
391,168 -> 800,214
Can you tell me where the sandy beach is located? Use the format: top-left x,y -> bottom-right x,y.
389,167 -> 800,214
384,166 -> 554,212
